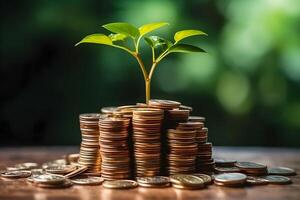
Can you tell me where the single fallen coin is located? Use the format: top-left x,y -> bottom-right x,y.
268,167 -> 296,176
103,180 -> 138,189
262,175 -> 292,185
246,176 -> 269,185
1,170 -> 32,178
32,174 -> 66,185
71,176 -> 104,185
192,174 -> 212,185
214,173 -> 247,187
136,176 -> 170,185
170,174 -> 205,189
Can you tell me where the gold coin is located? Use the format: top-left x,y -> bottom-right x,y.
170,174 -> 205,187
192,174 -> 212,185
103,180 -> 138,189
136,176 -> 170,185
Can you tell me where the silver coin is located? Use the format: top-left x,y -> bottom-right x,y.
32,174 -> 66,184
14,162 -> 39,170
246,176 -> 269,185
268,167 -> 296,176
263,175 -> 291,184
214,173 -> 247,184
1,170 -> 32,178
71,176 -> 104,185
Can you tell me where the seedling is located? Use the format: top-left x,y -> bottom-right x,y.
76,22 -> 207,104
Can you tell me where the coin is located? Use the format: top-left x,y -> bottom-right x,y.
1,170 -> 32,178
214,167 -> 241,173
32,174 -> 66,184
10,162 -> 39,170
214,173 -> 247,186
71,176 -> 104,185
45,165 -> 77,174
268,167 -> 296,176
263,175 -> 292,185
246,176 -> 269,185
235,162 -> 267,175
103,180 -> 138,189
170,174 -> 205,188
192,174 -> 212,185
101,106 -> 118,114
64,165 -> 88,178
215,159 -> 237,167
34,179 -> 73,188
136,176 -> 170,185
149,99 -> 181,110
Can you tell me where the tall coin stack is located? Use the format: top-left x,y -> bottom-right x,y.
189,116 -> 215,173
78,113 -> 102,175
132,108 -> 164,177
99,117 -> 131,180
167,122 -> 202,175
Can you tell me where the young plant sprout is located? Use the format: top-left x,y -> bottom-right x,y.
76,22 -> 207,104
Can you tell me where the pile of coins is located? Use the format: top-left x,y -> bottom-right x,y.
99,117 -> 131,180
78,113 -> 102,175
188,116 -> 215,173
167,128 -> 197,175
132,108 -> 164,177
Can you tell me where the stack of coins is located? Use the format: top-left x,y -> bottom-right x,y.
214,173 -> 247,187
235,162 -> 268,176
78,113 -> 102,175
188,116 -> 215,173
99,117 -> 131,180
132,108 -> 164,177
167,128 -> 197,175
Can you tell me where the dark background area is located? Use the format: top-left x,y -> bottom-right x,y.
1,0 -> 300,147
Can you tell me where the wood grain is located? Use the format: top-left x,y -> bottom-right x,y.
0,147 -> 299,200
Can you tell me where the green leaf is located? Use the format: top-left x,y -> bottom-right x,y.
102,22 -> 139,38
144,36 -> 172,48
168,44 -> 206,53
139,22 -> 169,37
75,34 -> 113,46
109,33 -> 128,42
174,29 -> 207,43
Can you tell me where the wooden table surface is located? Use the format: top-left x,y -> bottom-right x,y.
0,146 -> 299,200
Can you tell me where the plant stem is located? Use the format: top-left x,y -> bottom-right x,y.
145,78 -> 150,104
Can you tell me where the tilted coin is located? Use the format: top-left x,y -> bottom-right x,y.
215,159 -> 237,167
1,170 -> 32,178
214,173 -> 247,186
246,176 -> 269,185
268,167 -> 296,176
71,176 -> 104,185
12,162 -> 39,170
45,165 -> 77,174
192,174 -> 212,185
214,167 -> 241,173
170,174 -> 205,188
136,176 -> 170,185
235,162 -> 267,170
64,166 -> 88,178
262,175 -> 292,185
103,180 -> 138,189
32,174 -> 66,184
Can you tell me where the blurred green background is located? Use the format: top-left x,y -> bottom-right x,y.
1,0 -> 300,147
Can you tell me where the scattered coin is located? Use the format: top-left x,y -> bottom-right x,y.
137,176 -> 170,187
34,179 -> 73,188
71,176 -> 104,185
214,173 -> 247,187
45,165 -> 77,174
32,174 -> 66,185
268,167 -> 296,176
103,180 -> 138,189
64,165 -> 88,178
192,174 -> 212,185
235,162 -> 267,176
246,176 -> 269,185
263,175 -> 292,185
170,174 -> 205,189
1,170 -> 32,178
214,167 -> 241,173
215,159 -> 237,167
